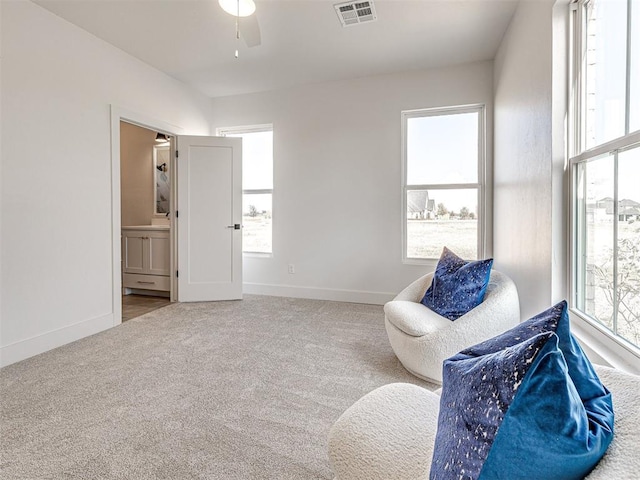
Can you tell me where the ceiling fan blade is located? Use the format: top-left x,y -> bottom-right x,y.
241,14 -> 261,48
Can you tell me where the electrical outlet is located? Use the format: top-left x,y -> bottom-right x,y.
288,264 -> 295,274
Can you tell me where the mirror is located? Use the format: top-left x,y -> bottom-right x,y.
153,144 -> 170,215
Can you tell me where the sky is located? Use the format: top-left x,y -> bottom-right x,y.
226,130 -> 273,191
586,0 -> 639,203
406,111 -> 479,213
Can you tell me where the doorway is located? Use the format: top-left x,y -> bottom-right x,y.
110,106 -> 243,325
119,121 -> 174,321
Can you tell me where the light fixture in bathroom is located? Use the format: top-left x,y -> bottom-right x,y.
155,133 -> 169,143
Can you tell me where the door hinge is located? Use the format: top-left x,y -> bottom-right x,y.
175,150 -> 179,158
176,210 -> 179,218
176,270 -> 179,278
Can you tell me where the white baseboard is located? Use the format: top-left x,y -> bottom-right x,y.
0,312 -> 114,368
1,286 -> 394,368
243,282 -> 395,305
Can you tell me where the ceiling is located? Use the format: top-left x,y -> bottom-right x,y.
33,0 -> 519,98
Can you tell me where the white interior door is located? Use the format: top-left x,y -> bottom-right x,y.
176,135 -> 242,302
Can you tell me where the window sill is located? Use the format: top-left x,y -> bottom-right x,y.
569,308 -> 640,375
402,258 -> 438,268
243,252 -> 273,259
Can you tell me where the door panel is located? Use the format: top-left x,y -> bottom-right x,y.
148,232 -> 170,276
177,135 -> 242,302
187,145 -> 233,284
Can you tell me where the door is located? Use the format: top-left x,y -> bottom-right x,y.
176,135 -> 242,302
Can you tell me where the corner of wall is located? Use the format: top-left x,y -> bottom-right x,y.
492,0 -> 555,319
1,1 -> 211,365
550,0 -> 570,304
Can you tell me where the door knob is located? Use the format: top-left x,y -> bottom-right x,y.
226,224 -> 242,230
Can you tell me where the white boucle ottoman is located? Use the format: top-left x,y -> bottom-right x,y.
328,383 -> 440,480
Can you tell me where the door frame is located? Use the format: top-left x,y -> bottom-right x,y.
110,105 -> 184,324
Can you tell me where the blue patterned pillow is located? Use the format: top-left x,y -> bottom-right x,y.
420,247 -> 493,320
430,301 -> 614,480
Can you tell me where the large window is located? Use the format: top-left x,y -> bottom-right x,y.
571,0 -> 640,351
402,105 -> 486,262
217,125 -> 273,254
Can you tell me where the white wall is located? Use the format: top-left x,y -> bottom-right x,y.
0,0 -> 210,366
211,62 -> 494,304
493,0 -> 555,319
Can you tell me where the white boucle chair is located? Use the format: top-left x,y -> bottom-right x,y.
328,365 -> 640,480
384,270 -> 520,384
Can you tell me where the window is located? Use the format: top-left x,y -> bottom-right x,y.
402,105 -> 486,262
570,0 -> 640,351
217,125 -> 273,254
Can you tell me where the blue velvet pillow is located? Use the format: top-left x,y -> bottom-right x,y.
420,247 -> 493,320
430,301 -> 614,480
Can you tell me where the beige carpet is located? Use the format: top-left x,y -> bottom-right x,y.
0,295 -> 436,479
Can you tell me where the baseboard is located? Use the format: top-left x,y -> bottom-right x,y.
0,312 -> 114,368
1,286 -> 394,368
243,282 -> 395,305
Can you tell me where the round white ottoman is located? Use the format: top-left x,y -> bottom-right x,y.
328,383 -> 440,480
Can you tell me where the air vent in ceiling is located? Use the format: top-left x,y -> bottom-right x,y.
334,1 -> 377,27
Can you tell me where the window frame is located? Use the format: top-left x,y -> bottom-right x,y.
216,124 -> 274,256
568,0 -> 640,358
401,104 -> 488,264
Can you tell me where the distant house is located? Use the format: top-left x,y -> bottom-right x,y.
595,197 -> 640,221
596,197 -> 614,214
407,191 -> 435,219
619,199 -> 640,221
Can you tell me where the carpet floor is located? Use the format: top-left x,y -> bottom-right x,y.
0,295 -> 436,479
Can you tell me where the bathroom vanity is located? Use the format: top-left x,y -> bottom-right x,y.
122,225 -> 170,293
